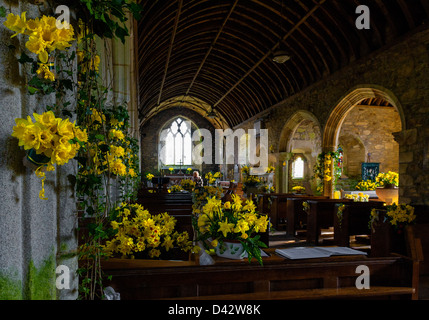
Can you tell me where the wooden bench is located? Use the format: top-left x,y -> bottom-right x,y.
285,195 -> 329,236
102,248 -> 415,300
406,224 -> 429,300
169,286 -> 415,300
333,200 -> 385,247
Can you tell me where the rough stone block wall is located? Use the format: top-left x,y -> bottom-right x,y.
339,106 -> 402,176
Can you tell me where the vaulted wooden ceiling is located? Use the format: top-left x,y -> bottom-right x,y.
137,0 -> 429,129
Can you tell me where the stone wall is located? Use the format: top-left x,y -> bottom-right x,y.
339,106 -> 402,177
0,1 -> 77,299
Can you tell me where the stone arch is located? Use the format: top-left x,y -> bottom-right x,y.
277,110 -> 322,192
323,85 -> 405,196
278,110 -> 322,153
323,85 -> 405,151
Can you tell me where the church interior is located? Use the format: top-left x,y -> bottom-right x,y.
1,0 -> 429,303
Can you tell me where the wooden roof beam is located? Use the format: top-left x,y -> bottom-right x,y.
212,0 -> 326,109
157,0 -> 183,106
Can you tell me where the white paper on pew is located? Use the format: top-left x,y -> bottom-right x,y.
316,246 -> 368,256
275,246 -> 367,260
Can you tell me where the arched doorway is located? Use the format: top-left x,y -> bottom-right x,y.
323,86 -> 405,197
278,111 -> 322,193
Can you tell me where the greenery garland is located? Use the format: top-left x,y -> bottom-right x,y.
312,147 -> 343,194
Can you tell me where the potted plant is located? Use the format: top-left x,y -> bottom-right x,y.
194,194 -> 269,265
375,171 -> 399,204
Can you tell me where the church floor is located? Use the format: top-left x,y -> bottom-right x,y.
268,229 -> 429,300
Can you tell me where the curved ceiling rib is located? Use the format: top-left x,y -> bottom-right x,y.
138,0 -> 429,129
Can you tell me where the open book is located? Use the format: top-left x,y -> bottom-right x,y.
275,246 -> 367,260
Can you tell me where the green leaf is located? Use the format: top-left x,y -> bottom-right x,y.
95,134 -> 105,141
17,52 -> 34,64
0,6 -> 6,18
27,86 -> 39,95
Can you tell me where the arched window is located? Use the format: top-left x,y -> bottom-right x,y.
292,156 -> 305,179
162,117 -> 192,165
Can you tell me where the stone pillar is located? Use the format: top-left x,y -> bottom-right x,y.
0,1 -> 78,299
394,128 -> 429,206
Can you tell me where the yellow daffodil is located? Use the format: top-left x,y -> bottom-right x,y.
3,12 -> 27,37
217,219 -> 235,238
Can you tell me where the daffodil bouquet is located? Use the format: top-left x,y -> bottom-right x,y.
11,110 -> 87,199
292,186 -> 306,193
192,186 -> 223,215
169,184 -> 183,193
180,178 -> 196,191
370,203 -> 415,231
355,179 -> 377,191
3,12 -> 75,81
243,175 -> 261,189
103,203 -> 197,259
375,171 -> 399,187
205,171 -> 222,185
195,195 -> 269,265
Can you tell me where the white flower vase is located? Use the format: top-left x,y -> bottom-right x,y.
215,241 -> 245,260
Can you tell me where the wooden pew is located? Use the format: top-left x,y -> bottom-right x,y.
268,193 -> 322,230
406,224 -> 429,300
306,199 -> 352,245
101,248 -> 415,300
285,195 -> 329,236
333,200 -> 385,247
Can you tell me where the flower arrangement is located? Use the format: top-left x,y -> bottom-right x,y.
302,201 -> 310,213
11,110 -> 87,199
370,203 -> 415,231
265,165 -> 275,173
336,203 -> 346,227
192,185 -> 223,215
345,193 -> 369,202
313,149 -> 342,192
243,175 -> 261,187
292,186 -> 306,194
375,171 -> 399,187
180,179 -> 196,191
241,165 -> 250,176
260,185 -> 275,193
195,195 -> 269,265
4,12 -> 75,81
205,171 -> 223,185
146,173 -> 154,181
169,184 -> 183,193
355,180 -> 377,191
103,203 -> 197,259
168,167 -> 174,174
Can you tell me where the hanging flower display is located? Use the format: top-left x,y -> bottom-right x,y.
3,12 -> 75,81
11,111 -> 87,199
